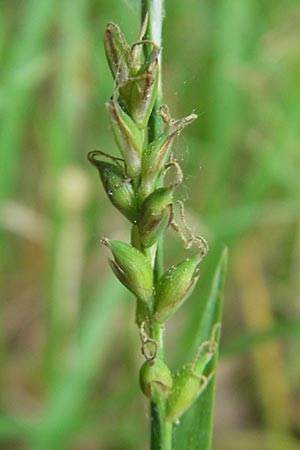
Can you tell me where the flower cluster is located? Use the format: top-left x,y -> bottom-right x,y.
89,16 -> 213,421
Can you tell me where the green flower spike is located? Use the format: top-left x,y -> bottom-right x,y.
154,253 -> 203,323
101,239 -> 153,304
140,358 -> 173,402
140,111 -> 197,198
138,187 -> 173,248
88,151 -> 137,222
167,325 -> 220,422
106,98 -> 144,178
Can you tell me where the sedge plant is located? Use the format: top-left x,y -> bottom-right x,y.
89,2 -> 227,449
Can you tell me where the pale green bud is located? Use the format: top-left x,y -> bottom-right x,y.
138,187 -> 173,248
88,155 -> 137,222
106,98 -> 144,177
167,333 -> 217,421
154,254 -> 202,323
101,239 -> 153,304
140,359 -> 173,402
140,113 -> 197,198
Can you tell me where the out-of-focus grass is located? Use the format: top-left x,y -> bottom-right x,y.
1,0 -> 299,449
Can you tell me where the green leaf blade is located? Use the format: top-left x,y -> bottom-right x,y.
173,248 -> 228,450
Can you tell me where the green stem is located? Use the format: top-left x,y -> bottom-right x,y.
142,0 -> 164,70
141,1 -> 172,449
150,402 -> 172,450
151,320 -> 164,359
142,0 -> 164,143
149,317 -> 172,449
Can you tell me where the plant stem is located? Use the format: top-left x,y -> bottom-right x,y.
151,320 -> 164,359
141,0 -> 164,76
141,1 -> 172,449
150,401 -> 172,450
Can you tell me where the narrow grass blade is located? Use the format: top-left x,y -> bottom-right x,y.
0,0 -> 57,415
173,248 -> 228,450
0,0 -> 57,203
30,276 -> 126,450
43,0 -> 91,382
205,0 -> 255,213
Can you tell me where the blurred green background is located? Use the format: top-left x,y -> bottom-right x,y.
1,0 -> 300,449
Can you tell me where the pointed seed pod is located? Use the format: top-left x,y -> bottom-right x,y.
140,128 -> 175,199
140,359 -> 173,402
138,187 -> 173,248
154,254 -> 202,323
140,113 -> 197,198
166,366 -> 212,422
102,239 -> 153,303
167,331 -> 218,421
129,52 -> 159,129
90,158 -> 137,222
106,99 -> 144,177
104,22 -> 131,84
